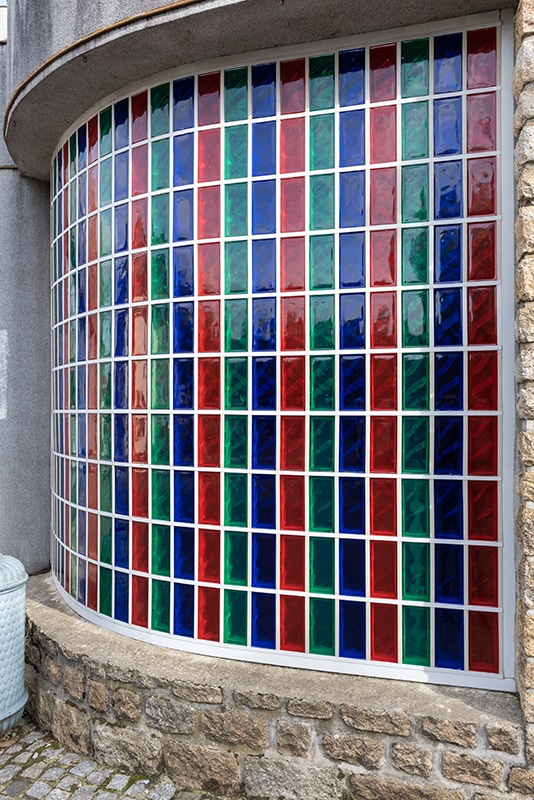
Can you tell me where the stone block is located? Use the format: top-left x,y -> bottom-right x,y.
517,346 -> 534,382
441,752 -> 503,788
113,688 -> 141,722
64,665 -> 84,701
486,723 -> 520,755
233,690 -> 281,710
518,430 -> 534,466
517,304 -> 534,344
92,723 -> 162,777
340,705 -> 411,736
520,688 -> 534,723
421,716 -> 477,748
346,775 -> 463,800
517,505 -> 534,555
516,207 -> 534,261
171,680 -> 222,704
519,556 -> 534,609
86,680 -> 109,712
509,766 -> 534,793
277,720 -> 312,757
50,698 -> 91,755
165,741 -> 240,796
40,654 -> 62,687
516,1 -> 534,43
287,698 -> 333,718
516,122 -> 534,169
323,731 -> 384,769
24,665 -> 53,730
519,472 -> 534,503
243,756 -> 344,800
526,724 -> 534,763
518,164 -> 534,199
516,86 -> 534,137
145,696 -> 196,734
203,708 -> 266,749
518,383 -> 534,419
514,39 -> 534,99
104,663 -> 133,683
392,743 -> 433,777
517,256 -> 534,303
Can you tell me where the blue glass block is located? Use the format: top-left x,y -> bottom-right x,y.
174,471 -> 195,523
340,539 -> 365,596
114,309 -> 128,358
173,246 -> 194,298
77,318 -> 86,362
435,544 -> 463,603
340,417 -> 365,472
434,161 -> 462,219
435,417 -> 463,475
78,462 -> 87,508
435,608 -> 464,669
340,232 -> 365,288
340,110 -> 365,167
252,592 -> 276,649
339,48 -> 365,106
114,361 -> 128,409
340,600 -> 365,658
114,414 -> 128,462
340,294 -> 365,349
115,256 -> 128,306
173,359 -> 194,409
253,298 -> 276,351
434,288 -> 462,346
435,225 -> 461,282
115,152 -> 129,202
252,239 -> 276,292
435,480 -> 463,539
252,533 -> 276,588
77,124 -> 87,171
174,583 -> 194,636
78,414 -> 87,458
340,355 -> 365,410
339,477 -> 365,534
252,180 -> 276,235
252,121 -> 276,177
77,365 -> 86,409
173,302 -> 194,353
435,352 -> 463,410
434,97 -> 462,156
252,357 -> 276,410
115,467 -> 129,517
173,76 -> 194,131
252,474 -> 276,529
340,171 -> 365,228
114,205 -> 128,253
77,221 -> 86,265
252,63 -> 276,118
174,527 -> 195,579
434,33 -> 462,94
174,414 -> 194,466
173,133 -> 194,186
114,570 -> 129,623
173,190 -> 194,242
114,98 -> 129,150
78,172 -> 87,218
252,416 -> 276,470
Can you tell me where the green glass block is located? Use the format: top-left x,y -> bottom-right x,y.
152,194 -> 170,245
402,354 -> 429,410
151,304 -> 170,354
224,415 -> 248,468
310,115 -> 335,171
225,299 -> 248,352
402,479 -> 429,537
402,605 -> 430,666
224,358 -> 248,409
310,295 -> 335,349
70,179 -> 77,224
310,537 -> 334,594
100,465 -> 112,513
402,417 -> 429,474
151,414 -> 170,465
69,321 -> 76,363
402,542 -> 430,601
224,589 -> 247,645
99,362 -> 111,409
310,235 -> 335,290
401,38 -> 429,98
224,473 -> 248,527
70,508 -> 77,552
70,132 -> 77,170
99,158 -> 112,206
70,554 -> 77,598
309,476 -> 334,532
152,524 -> 171,577
310,356 -> 335,410
151,579 -> 170,632
309,598 -> 335,655
224,68 -> 248,122
310,416 -> 335,472
152,469 -> 170,521
151,139 -> 170,191
99,310 -> 112,358
100,209 -> 112,257
100,107 -> 112,156
99,567 -> 112,616
225,125 -> 248,179
224,530 -> 248,586
69,273 -> 76,313
310,54 -> 335,111
225,241 -> 248,294
100,259 -> 112,307
401,101 -> 429,160
402,290 -> 429,347
402,228 -> 428,285
225,183 -> 248,237
151,360 -> 170,409
99,413 -> 112,461
151,83 -> 170,137
68,369 -> 77,410
310,174 -> 335,230
402,164 -> 428,223
100,516 -> 112,564
70,461 -> 77,506
70,227 -> 77,270
151,249 -> 170,299
70,414 -> 77,455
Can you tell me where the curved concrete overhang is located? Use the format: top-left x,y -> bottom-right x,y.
5,0 -> 516,182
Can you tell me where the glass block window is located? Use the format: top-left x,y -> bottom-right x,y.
50,19 -> 513,687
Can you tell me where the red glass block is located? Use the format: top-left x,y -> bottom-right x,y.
280,535 -> 305,590
370,168 -> 396,226
468,157 -> 496,216
87,513 -> 98,560
280,416 -> 305,471
281,296 -> 305,350
468,481 -> 498,541
370,354 -> 397,410
371,603 -> 397,662
198,242 -> 220,295
370,106 -> 397,163
467,28 -> 497,90
198,186 -> 220,239
198,129 -> 221,183
468,222 -> 496,281
132,91 -> 148,142
88,315 -> 97,360
370,43 -> 397,103
132,414 -> 148,463
87,414 -> 98,459
87,562 -> 98,612
469,545 -> 498,607
132,306 -> 148,355
88,464 -> 98,510
371,292 -> 397,348
132,521 -> 149,572
280,475 -> 305,531
370,230 -> 397,286
281,177 -> 305,233
132,199 -> 148,249
132,144 -> 148,196
87,364 -> 98,408
198,300 -> 220,352
467,93 -> 496,153
370,541 -> 397,598
370,417 -> 397,473
468,351 -> 498,410
132,468 -> 149,518
198,472 -> 220,525
64,547 -> 70,593
467,286 -> 497,345
198,72 -> 221,126
88,213 -> 98,261
281,356 -> 305,410
132,360 -> 148,409
198,358 -> 220,409
63,185 -> 69,230
88,115 -> 98,163
88,264 -> 98,310
198,528 -> 220,582
198,586 -> 220,641
370,478 -> 397,536
468,416 -> 498,476
63,232 -> 69,274
281,237 -> 305,291
280,595 -> 305,652
63,142 -> 69,182
132,576 -> 149,628
280,59 -> 306,114
198,414 -> 220,467
88,166 -> 98,212
469,610 -> 499,672
280,118 -> 305,174
132,253 -> 148,303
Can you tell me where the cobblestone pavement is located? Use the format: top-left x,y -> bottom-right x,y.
0,718 -> 225,800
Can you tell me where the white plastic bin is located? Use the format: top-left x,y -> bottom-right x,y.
0,554 -> 28,734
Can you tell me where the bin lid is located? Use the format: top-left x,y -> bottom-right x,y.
0,554 -> 28,592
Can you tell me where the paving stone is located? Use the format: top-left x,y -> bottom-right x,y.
47,790 -> 70,800
0,766 -> 22,782
147,782 -> 176,800
126,779 -> 150,796
57,753 -> 80,767
70,787 -> 96,800
25,780 -> 53,798
56,775 -> 82,791
71,762 -> 98,778
94,793 -> 119,800
41,767 -> 66,781
20,763 -> 47,780
106,775 -> 129,791
12,752 -> 32,764
86,769 -> 113,787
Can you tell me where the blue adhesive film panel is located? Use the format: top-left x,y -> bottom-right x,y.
174,526 -> 195,579
173,302 -> 194,353
252,416 -> 276,469
174,470 -> 195,523
173,246 -> 194,297
252,121 -> 277,177
435,288 -> 463,346
173,76 -> 195,131
340,600 -> 366,658
173,358 -> 194,409
339,416 -> 365,472
253,297 -> 276,351
252,63 -> 277,118
435,351 -> 463,411
252,474 -> 276,529
173,414 -> 194,467
340,110 -> 365,167
252,592 -> 276,649
252,180 -> 276,235
339,539 -> 366,596
339,48 -> 365,106
173,133 -> 194,186
174,583 -> 194,636
434,479 -> 463,539
252,239 -> 276,292
435,225 -> 462,283
252,533 -> 276,588
340,354 -> 366,410
340,232 -> 365,288
435,544 -> 464,604
252,357 -> 276,410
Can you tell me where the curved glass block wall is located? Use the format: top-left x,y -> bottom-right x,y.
51,21 -> 512,687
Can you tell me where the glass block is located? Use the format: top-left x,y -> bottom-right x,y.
251,593 -> 275,649
281,296 -> 305,351
340,110 -> 365,167
99,310 -> 111,358
114,204 -> 128,253
252,121 -> 276,177
132,254 -> 148,302
252,357 -> 276,410
198,473 -> 220,525
402,606 -> 430,666
198,72 -> 220,126
435,417 -> 463,475
280,595 -> 305,652
132,199 -> 147,249
252,62 -> 276,118
402,164 -> 428,222
339,416 -> 365,473
370,168 -> 396,226
151,83 -> 170,137
434,160 -> 463,219
252,533 -> 276,589
280,237 -> 304,291
310,416 -> 335,472
435,288 -> 462,346
310,235 -> 334,290
197,186 -> 220,239
280,534 -> 305,590
435,480 -> 463,540
152,469 -> 170,521
402,542 -> 430,601
370,230 -> 396,286
339,48 -> 365,106
132,415 -> 148,462
281,177 -> 305,233
467,28 -> 497,89
198,586 -> 220,641
281,59 -> 305,114
434,97 -> 462,156
173,358 -> 194,410
100,465 -> 112,513
114,414 -> 128,462
310,174 -> 335,230
370,106 -> 396,163
402,290 -> 428,347
252,474 -> 276,529
174,583 -> 194,637
252,180 -> 276,235
280,117 -> 305,173
115,152 -> 129,201
468,416 -> 498,476
340,233 -> 365,288
435,608 -> 464,669
100,106 -> 112,156
225,67 -> 248,122
173,76 -> 194,131
173,133 -> 194,186
225,125 -> 248,179
151,194 -> 170,245
435,352 -> 463,411
434,32 -> 462,94
225,299 -> 248,352
402,227 -> 428,284
310,114 -> 335,170
150,414 -> 169,465
401,38 -> 429,97
151,304 -> 170,354
174,471 -> 194,523
152,139 -> 170,190
225,240 -> 248,293
224,415 -> 248,469
467,286 -> 497,345
224,358 -> 248,410
309,476 -> 334,532
280,416 -> 305,471
100,209 -> 112,257
370,292 -> 396,349
340,171 -> 366,229
340,600 -> 365,659
369,44 -> 396,102
197,414 -> 219,467
310,356 -> 335,410
435,544 -> 463,603
340,539 -> 365,596
152,579 -> 170,633
198,128 -> 220,182
435,225 -> 461,282
224,473 -> 248,527
468,222 -> 496,280
370,540 -> 397,598
224,530 -> 248,586
310,54 -> 335,110
310,598 -> 335,656
467,157 -> 496,216
151,359 -> 170,409
173,246 -> 194,297
253,298 -> 276,351
467,93 -> 496,152
152,250 -> 170,300
310,295 -> 335,349
468,351 -> 498,410
370,416 -> 396,473
99,566 -> 112,617
402,354 -> 429,410
174,190 -> 194,242
339,477 -> 365,534
198,300 -> 220,352
152,524 -> 170,577
280,476 -> 305,530
402,417 -> 429,474
370,478 -> 396,535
